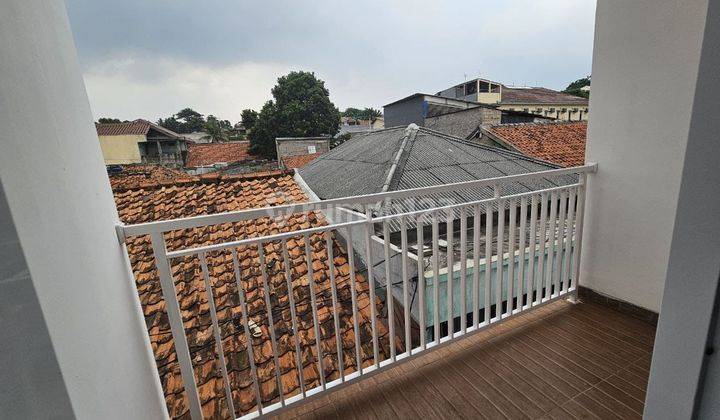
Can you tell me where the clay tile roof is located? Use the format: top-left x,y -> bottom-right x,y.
96,119 -> 184,139
109,165 -> 198,191
485,121 -> 587,167
114,172 -> 396,419
186,141 -> 254,168
282,153 -> 322,169
500,87 -> 589,105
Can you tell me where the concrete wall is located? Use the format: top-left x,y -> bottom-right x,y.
581,0 -> 709,312
643,0 -> 719,417
98,134 -> 145,164
0,0 -> 167,417
384,96 -> 426,127
276,138 -> 331,166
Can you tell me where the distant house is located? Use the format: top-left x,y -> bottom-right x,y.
479,121 -> 587,167
423,106 -> 552,140
436,77 -> 589,121
96,119 -> 189,166
383,93 -> 552,128
185,140 -> 260,174
275,136 -> 332,170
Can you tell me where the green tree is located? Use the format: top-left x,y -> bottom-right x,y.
157,116 -> 181,132
241,109 -> 259,131
202,116 -> 229,142
174,108 -> 205,133
97,117 -> 124,124
249,71 -> 340,159
563,76 -> 591,98
342,107 -> 363,119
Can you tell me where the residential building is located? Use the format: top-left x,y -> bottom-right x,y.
96,119 -> 189,166
383,92 -> 553,128
436,78 -> 590,121
479,121 -> 588,167
4,1 -> 720,420
275,136 -> 331,170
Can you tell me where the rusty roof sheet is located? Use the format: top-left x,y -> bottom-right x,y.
282,153 -> 322,170
501,87 -> 589,105
114,172 -> 394,418
186,141 -> 254,168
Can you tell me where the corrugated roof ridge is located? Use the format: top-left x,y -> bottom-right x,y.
418,125 -> 562,168
112,169 -> 293,193
382,124 -> 418,192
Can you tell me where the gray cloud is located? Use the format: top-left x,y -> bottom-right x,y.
65,0 -> 596,121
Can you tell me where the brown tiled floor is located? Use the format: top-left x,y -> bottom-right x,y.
269,300 -> 656,419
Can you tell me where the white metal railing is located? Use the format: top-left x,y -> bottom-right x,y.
118,163 -> 596,420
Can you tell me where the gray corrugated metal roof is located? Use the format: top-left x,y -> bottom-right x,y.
298,125 -> 574,232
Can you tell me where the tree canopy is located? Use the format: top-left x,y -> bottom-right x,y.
563,76 -> 591,98
157,107 -> 207,134
248,71 -> 340,159
97,117 -> 126,124
241,109 -> 258,131
342,107 -> 381,121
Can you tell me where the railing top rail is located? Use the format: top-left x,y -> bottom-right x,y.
120,163 -> 596,238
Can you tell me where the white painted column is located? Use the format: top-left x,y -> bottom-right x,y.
581,0 -> 709,312
0,1 -> 167,418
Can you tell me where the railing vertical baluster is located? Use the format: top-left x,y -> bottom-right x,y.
446,210 -> 454,337
400,216 -> 411,355
527,195 -> 538,307
432,211 -> 441,343
148,232 -> 203,420
382,221 -> 396,361
364,206 -> 380,367
459,206 -> 468,334
572,174 -> 588,298
256,245 -> 285,406
554,190 -> 568,297
537,192 -> 548,302
231,250 -> 263,416
304,233 -> 325,389
199,252 -> 237,417
496,197 -> 505,320
344,227 -> 363,374
562,189 -> 577,294
545,191 -> 558,299
280,240 -> 306,396
507,199 -> 517,315
473,204 -> 481,327
518,197 -> 528,309
416,216 -> 426,350
325,231 -> 344,381
484,202 -> 493,324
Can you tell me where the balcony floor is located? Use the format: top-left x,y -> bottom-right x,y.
271,300 -> 655,420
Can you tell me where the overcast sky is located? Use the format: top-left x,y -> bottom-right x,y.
65,0 -> 597,123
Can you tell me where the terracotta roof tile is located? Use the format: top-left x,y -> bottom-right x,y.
486,121 -> 587,167
96,119 -> 184,138
282,153 -> 322,169
115,172 -> 396,419
186,141 -> 255,168
109,165 -> 198,191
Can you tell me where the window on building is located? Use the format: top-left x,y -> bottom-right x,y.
455,85 -> 464,97
465,81 -> 477,95
308,145 -> 317,154
490,84 -> 501,93
478,81 -> 490,93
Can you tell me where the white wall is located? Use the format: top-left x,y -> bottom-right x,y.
0,1 -> 167,418
581,0 -> 709,312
